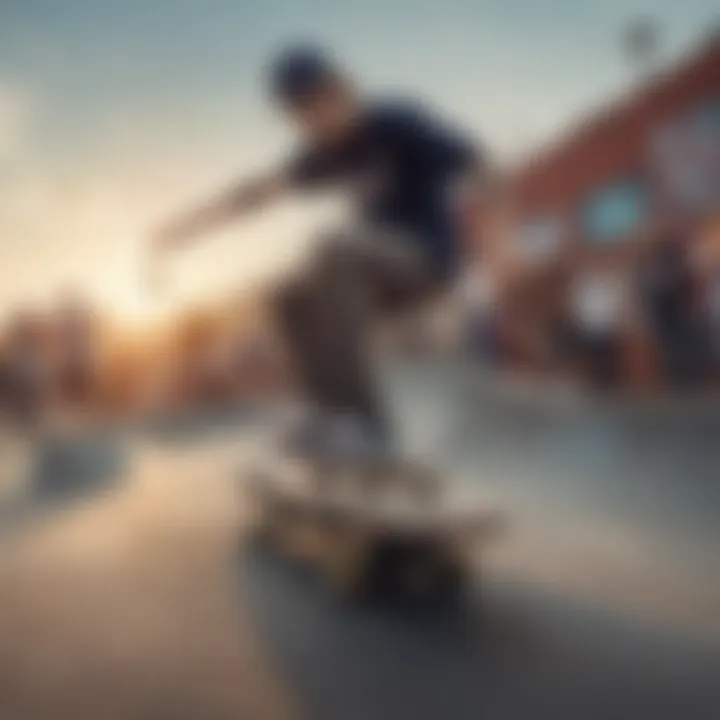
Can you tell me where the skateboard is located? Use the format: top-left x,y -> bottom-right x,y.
245,451 -> 504,604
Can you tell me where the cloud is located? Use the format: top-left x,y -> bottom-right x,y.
0,80 -> 33,161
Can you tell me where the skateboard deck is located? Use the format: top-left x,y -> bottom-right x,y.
244,451 -> 504,603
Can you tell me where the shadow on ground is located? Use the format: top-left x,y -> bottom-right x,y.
238,541 -> 720,720
0,432 -> 126,533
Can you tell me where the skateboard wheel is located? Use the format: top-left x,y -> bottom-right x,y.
429,560 -> 468,607
324,537 -> 369,601
250,518 -> 275,551
401,556 -> 440,597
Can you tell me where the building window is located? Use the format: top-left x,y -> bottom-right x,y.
692,97 -> 720,136
650,97 -> 720,212
519,216 -> 563,262
582,179 -> 648,244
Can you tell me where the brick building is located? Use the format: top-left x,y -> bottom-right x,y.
483,33 -> 720,387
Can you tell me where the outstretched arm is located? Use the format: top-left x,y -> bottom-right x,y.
153,171 -> 288,253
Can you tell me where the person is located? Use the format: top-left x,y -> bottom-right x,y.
705,266 -> 720,374
636,233 -> 709,388
459,262 -> 500,364
568,269 -> 626,390
152,44 -> 490,455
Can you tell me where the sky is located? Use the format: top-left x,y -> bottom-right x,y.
0,0 -> 718,322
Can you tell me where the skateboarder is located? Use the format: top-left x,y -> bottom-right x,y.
153,44 -> 491,454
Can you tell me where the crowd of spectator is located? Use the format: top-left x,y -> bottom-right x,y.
462,227 -> 720,394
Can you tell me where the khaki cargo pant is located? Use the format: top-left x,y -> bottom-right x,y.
272,229 -> 443,429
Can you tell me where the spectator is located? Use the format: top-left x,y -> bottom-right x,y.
568,270 -> 625,390
699,259 -> 720,379
636,234 -> 710,388
459,264 -> 500,364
